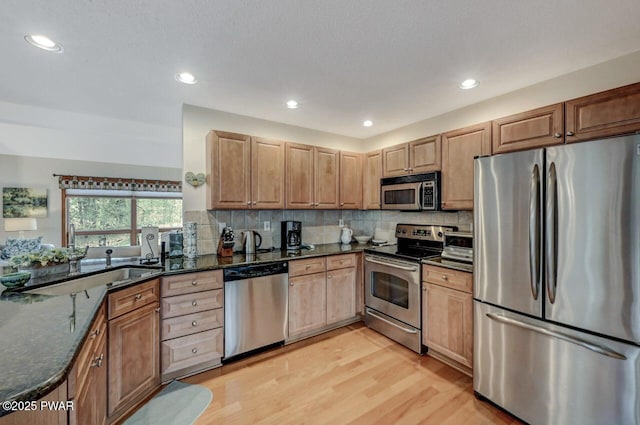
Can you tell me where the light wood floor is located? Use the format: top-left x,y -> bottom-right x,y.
185,323 -> 522,425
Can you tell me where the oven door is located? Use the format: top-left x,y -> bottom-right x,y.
381,182 -> 422,210
364,254 -> 421,328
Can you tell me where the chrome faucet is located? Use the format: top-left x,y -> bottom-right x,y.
105,248 -> 113,268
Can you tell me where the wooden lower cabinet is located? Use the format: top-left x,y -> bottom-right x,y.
0,384 -> 68,425
161,328 -> 223,379
288,271 -> 327,337
422,265 -> 473,373
107,296 -> 160,419
326,267 -> 356,325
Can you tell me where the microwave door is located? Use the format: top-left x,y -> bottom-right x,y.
381,182 -> 422,210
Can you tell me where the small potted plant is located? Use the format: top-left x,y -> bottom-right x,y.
9,248 -> 85,279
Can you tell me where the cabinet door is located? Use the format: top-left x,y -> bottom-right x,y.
251,137 -> 285,209
441,122 -> 491,210
492,103 -> 564,154
285,143 -> 315,209
339,151 -> 362,209
288,272 -> 326,337
206,131 -> 251,209
382,143 -> 409,177
108,302 -> 160,418
565,82 -> 640,143
0,384 -> 68,425
363,150 -> 382,210
73,329 -> 107,425
409,135 -> 441,173
423,283 -> 473,368
315,147 -> 340,209
326,267 -> 356,325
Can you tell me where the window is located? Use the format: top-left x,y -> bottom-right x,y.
65,190 -> 182,247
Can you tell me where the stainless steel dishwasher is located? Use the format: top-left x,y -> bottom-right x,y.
223,261 -> 288,360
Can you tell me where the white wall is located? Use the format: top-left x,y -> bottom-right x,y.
182,105 -> 363,211
364,50 -> 640,150
0,154 -> 181,246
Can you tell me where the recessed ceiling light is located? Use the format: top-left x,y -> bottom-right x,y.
363,120 -> 373,127
459,79 -> 479,90
24,34 -> 63,52
175,72 -> 197,85
286,100 -> 299,109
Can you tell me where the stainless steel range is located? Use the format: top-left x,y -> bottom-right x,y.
364,224 -> 456,353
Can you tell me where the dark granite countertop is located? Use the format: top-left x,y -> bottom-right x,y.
0,243 -> 366,416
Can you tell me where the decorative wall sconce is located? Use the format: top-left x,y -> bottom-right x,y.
185,172 -> 206,188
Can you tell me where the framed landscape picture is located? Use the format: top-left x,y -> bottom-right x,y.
2,187 -> 48,218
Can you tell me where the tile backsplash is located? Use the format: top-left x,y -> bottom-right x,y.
184,209 -> 473,255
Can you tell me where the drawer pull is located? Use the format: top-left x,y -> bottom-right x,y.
442,275 -> 448,281
92,353 -> 104,368
90,328 -> 100,339
191,280 -> 197,286
135,294 -> 142,300
192,347 -> 198,354
305,265 -> 311,270
192,321 -> 197,327
192,300 -> 198,307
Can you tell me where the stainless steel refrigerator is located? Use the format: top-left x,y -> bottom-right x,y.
473,134 -> 640,425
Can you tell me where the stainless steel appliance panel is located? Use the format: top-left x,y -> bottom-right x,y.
224,271 -> 288,358
381,182 -> 422,210
474,302 -> 640,425
364,254 -> 421,328
474,148 -> 544,317
365,308 -> 421,353
546,136 -> 640,343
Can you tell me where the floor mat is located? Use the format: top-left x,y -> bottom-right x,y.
123,380 -> 212,425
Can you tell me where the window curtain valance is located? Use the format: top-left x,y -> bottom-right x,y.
56,175 -> 182,192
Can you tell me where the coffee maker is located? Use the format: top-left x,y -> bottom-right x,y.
281,221 -> 302,250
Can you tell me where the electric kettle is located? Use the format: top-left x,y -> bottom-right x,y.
242,230 -> 262,254
340,227 -> 353,245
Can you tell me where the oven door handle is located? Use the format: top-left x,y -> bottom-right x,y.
367,310 -> 418,334
365,257 -> 418,272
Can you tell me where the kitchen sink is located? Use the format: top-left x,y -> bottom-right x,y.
25,267 -> 161,296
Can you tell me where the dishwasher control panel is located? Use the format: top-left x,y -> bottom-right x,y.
223,261 -> 288,281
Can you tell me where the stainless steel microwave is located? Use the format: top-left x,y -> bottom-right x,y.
380,172 -> 441,211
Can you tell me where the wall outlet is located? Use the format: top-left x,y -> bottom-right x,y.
263,221 -> 271,231
218,223 -> 226,233
338,219 -> 344,227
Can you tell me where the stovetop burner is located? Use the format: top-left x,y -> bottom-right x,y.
365,223 -> 457,261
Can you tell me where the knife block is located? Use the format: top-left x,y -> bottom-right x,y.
217,239 -> 234,257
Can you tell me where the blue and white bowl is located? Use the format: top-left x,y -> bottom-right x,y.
0,271 -> 31,289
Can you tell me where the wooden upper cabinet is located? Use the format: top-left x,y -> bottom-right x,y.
409,135 -> 441,173
285,143 -> 315,209
315,147 -> 340,209
207,131 -> 285,210
363,150 -> 382,210
492,103 -> 564,154
441,122 -> 491,210
251,137 -> 285,209
382,143 -> 409,177
339,151 -> 362,209
206,131 -> 251,209
565,82 -> 640,143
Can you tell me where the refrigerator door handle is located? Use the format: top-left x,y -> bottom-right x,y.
486,313 -> 627,360
546,162 -> 558,304
529,163 -> 541,300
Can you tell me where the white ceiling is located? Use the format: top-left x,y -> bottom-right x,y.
2,0 -> 640,139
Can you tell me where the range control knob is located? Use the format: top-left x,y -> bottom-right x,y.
438,232 -> 443,237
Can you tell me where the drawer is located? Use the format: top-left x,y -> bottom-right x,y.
422,265 -> 472,293
161,328 -> 223,376
70,302 -> 107,398
161,309 -> 224,341
161,289 -> 223,319
326,253 -> 356,271
108,278 -> 159,319
289,257 -> 326,277
161,270 -> 223,297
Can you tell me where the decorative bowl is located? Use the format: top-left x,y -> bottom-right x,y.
0,271 -> 32,289
354,235 -> 372,244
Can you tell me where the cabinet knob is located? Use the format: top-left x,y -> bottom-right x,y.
328,274 -> 332,279
192,321 -> 197,327
155,307 -> 160,313
310,203 -> 314,206
442,275 -> 448,281
192,300 -> 198,307
252,201 -> 257,205
247,201 -> 251,205
340,203 -> 344,207
423,287 -> 427,291
192,280 -> 198,286
315,203 -> 319,207
554,132 -> 562,138
566,131 -> 575,136
290,282 -> 294,286
135,294 -> 142,300
192,347 -> 198,354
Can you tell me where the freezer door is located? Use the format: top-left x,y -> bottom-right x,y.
545,135 -> 640,343
474,302 -> 640,425
474,149 -> 544,317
